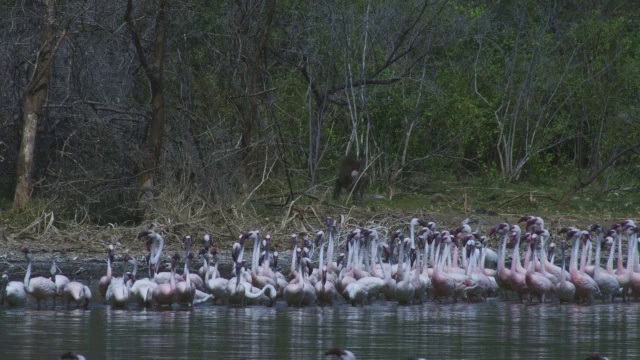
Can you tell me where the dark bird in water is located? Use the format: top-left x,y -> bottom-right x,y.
325,347 -> 356,360
584,353 -> 609,360
59,352 -> 86,360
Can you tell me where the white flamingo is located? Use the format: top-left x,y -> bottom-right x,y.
1,271 -> 26,307
62,281 -> 92,310
22,248 -> 57,309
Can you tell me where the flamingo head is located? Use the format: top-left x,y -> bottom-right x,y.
21,247 -> 29,255
290,234 -> 298,249
588,223 -> 602,233
137,230 -> 154,239
581,231 -> 592,244
315,231 -> 324,247
171,254 -> 180,269
203,234 -> 211,249
145,239 -> 153,252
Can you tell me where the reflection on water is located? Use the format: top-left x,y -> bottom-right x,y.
0,294 -> 636,359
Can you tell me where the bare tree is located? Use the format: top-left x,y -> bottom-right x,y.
13,0 -> 68,208
124,0 -> 169,207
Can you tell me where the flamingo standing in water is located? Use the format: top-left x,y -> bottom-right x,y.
176,236 -> 196,306
50,259 -> 69,306
62,281 -> 92,310
556,240 -> 575,304
525,235 -> 553,303
153,254 -> 180,307
22,248 -> 57,309
99,245 -> 115,300
588,224 -> 619,302
1,271 -> 27,307
570,230 -> 600,304
106,255 -> 131,308
228,262 -> 277,307
491,223 -> 512,299
204,248 -> 229,304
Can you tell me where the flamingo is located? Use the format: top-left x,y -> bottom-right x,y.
99,245 -> 115,300
50,259 -> 70,304
588,224 -> 619,302
130,261 -> 157,307
176,236 -> 197,307
153,254 -> 179,307
525,235 -> 553,303
394,237 -> 415,305
62,281 -> 92,310
204,248 -> 229,304
228,262 -> 277,306
106,256 -> 131,308
508,229 -> 529,303
556,240 -> 575,304
139,230 -> 165,271
492,223 -> 512,298
1,271 -> 26,307
284,251 -> 316,306
22,248 -> 57,309
570,231 -> 600,304
315,228 -> 337,305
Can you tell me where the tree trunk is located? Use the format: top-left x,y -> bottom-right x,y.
125,0 -> 169,208
13,0 -> 61,208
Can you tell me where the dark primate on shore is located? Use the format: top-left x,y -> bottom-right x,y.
333,155 -> 366,200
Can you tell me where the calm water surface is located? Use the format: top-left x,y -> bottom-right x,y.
0,290 -> 635,360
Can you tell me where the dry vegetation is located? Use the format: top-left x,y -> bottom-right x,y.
2,177 -> 637,262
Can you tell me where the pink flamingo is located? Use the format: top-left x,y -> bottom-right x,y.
556,240 -> 575,304
22,248 -> 57,309
62,281 -> 92,310
570,231 -> 600,304
152,254 -> 179,307
525,235 -> 553,303
98,245 -> 115,300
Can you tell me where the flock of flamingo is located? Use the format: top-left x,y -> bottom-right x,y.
1,216 -> 639,310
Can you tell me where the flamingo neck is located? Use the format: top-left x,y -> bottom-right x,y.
204,256 -> 211,283
452,246 -> 459,269
185,259 -> 191,287
327,231 -> 335,268
498,233 -> 507,270
152,235 -> 164,268
617,234 -> 624,270
107,256 -> 112,280
606,239 -> 616,272
170,266 -> 176,292
594,233 -> 602,270
319,242 -> 325,270
23,255 -> 32,290
510,241 -> 520,272
627,233 -> 636,270
579,241 -> 589,273
252,235 -> 260,272
522,242 -> 532,272
560,247 -> 567,284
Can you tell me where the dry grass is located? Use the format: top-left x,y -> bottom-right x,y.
0,179 -> 637,261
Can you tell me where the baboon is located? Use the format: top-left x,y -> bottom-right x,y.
333,155 -> 366,200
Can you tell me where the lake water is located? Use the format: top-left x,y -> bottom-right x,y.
0,284 -> 634,360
